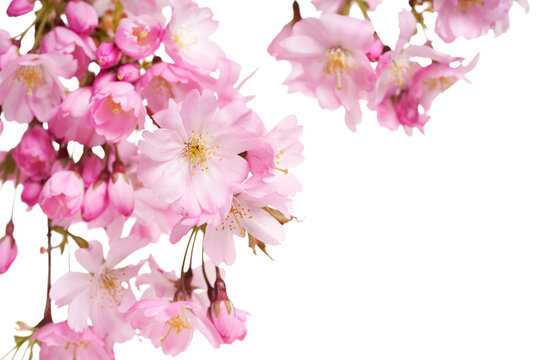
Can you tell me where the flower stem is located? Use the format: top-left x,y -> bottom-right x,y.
36,220 -> 53,328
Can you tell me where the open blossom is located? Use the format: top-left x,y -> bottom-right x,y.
32,322 -> 114,360
65,1 -> 98,35
125,299 -> 221,355
50,237 -> 147,342
116,15 -> 163,60
0,221 -> 17,274
0,53 -> 76,123
12,126 -> 56,180
39,170 -> 85,219
136,62 -> 205,113
278,14 -> 376,131
164,0 -> 224,73
433,0 -> 513,42
91,81 -> 145,142
368,11 -> 478,135
40,27 -> 96,79
138,90 -> 258,225
49,87 -> 105,147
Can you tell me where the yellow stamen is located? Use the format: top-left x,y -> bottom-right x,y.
423,76 -> 456,92
173,31 -> 198,52
14,66 -> 43,97
132,27 -> 149,46
325,47 -> 353,90
457,0 -> 484,11
161,313 -> 192,343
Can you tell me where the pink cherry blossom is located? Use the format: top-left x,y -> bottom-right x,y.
164,0 -> 224,73
136,62 -> 205,113
12,126 -> 56,181
32,322 -> 114,360
201,186 -> 285,265
49,87 -> 105,147
0,53 -> 76,123
278,14 -> 376,131
0,221 -> 17,274
50,237 -> 147,342
116,15 -> 163,60
138,90 -> 259,225
125,298 -> 221,355
40,27 -> 96,80
90,81 -> 145,142
39,170 -> 85,219
6,0 -> 34,17
0,29 -> 11,54
433,0 -> 512,42
65,1 -> 98,35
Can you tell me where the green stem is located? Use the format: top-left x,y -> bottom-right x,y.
338,0 -> 354,15
36,220 -> 53,328
355,0 -> 371,20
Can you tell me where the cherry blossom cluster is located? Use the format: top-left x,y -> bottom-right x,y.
268,0 -> 529,134
0,0 -> 303,358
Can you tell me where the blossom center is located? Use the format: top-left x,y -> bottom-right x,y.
183,132 -> 218,174
274,150 -> 288,174
107,97 -> 125,115
173,30 -> 198,52
151,76 -> 174,98
97,272 -> 124,305
14,66 -> 43,97
325,47 -> 353,90
457,0 -> 484,11
389,59 -> 411,88
132,27 -> 149,46
65,341 -> 90,356
161,312 -> 192,343
216,198 -> 253,235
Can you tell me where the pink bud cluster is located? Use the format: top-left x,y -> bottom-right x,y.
0,0 -> 303,358
268,0 -> 529,134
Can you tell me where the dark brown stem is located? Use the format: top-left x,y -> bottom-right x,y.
36,220 -> 53,328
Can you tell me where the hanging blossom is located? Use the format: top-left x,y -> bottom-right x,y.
0,0 -> 303,357
268,0 -> 528,134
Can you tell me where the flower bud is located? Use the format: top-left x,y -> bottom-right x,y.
367,37 -> 383,62
96,42 -> 121,69
81,153 -> 104,187
21,180 -> 43,207
117,63 -> 140,82
82,179 -> 109,221
108,161 -> 134,216
12,126 -> 56,181
7,0 -> 34,17
65,1 -> 98,35
39,171 -> 85,219
208,270 -> 248,344
0,221 -> 17,274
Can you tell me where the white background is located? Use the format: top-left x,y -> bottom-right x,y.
1,1 -> 540,359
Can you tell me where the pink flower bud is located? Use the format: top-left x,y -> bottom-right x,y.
82,180 -> 109,221
65,1 -> 98,35
0,221 -> 17,274
96,42 -> 121,69
21,180 -> 43,207
208,271 -> 248,344
108,162 -> 134,216
12,126 -> 56,181
90,82 -> 145,142
81,153 -> 104,187
39,171 -> 84,219
7,0 -> 34,17
367,37 -> 383,62
117,63 -> 140,82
